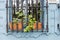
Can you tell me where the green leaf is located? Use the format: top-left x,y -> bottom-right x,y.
24,29 -> 27,32
16,12 -> 19,15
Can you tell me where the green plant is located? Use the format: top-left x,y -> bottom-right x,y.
28,2 -> 42,22
24,14 -> 36,32
16,10 -> 24,19
12,18 -> 18,23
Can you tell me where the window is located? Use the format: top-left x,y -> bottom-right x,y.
6,0 -> 48,33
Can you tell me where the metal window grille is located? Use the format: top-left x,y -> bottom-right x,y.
6,0 -> 48,33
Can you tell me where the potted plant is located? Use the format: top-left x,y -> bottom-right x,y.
9,10 -> 24,31
9,18 -> 18,31
29,15 -> 42,30
15,10 -> 24,31
24,14 -> 36,32
27,3 -> 42,30
24,14 -> 42,32
33,22 -> 42,30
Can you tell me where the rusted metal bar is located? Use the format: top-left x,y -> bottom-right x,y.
6,0 -> 8,33
16,0 -> 19,11
16,0 -> 19,33
21,0 -> 23,10
13,0 -> 15,16
31,0 -> 34,18
40,0 -> 44,32
36,0 -> 38,31
12,0 -> 14,32
29,0 -> 31,14
21,0 -> 23,32
26,0 -> 28,26
46,0 -> 48,32
31,0 -> 34,32
6,6 -> 40,8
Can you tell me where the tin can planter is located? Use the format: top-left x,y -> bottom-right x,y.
18,22 -> 22,31
33,22 -> 42,30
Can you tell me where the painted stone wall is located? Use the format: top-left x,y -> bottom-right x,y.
0,0 -> 6,33
0,0 -> 60,40
0,0 -> 60,34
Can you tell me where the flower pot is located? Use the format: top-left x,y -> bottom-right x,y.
9,22 -> 17,31
18,22 -> 22,31
33,22 -> 42,30
13,23 -> 17,30
9,22 -> 13,31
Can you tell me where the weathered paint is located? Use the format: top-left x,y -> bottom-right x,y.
0,0 -> 60,40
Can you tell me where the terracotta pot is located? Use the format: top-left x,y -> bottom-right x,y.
13,23 -> 17,30
9,22 -> 13,31
18,22 -> 22,31
9,22 -> 17,31
33,22 -> 42,30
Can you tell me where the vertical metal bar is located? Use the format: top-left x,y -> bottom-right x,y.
15,0 -> 18,33
31,0 -> 34,18
14,0 -> 17,31
14,0 -> 15,15
16,0 -> 19,11
21,0 -> 23,10
6,0 -> 8,33
21,0 -> 23,32
31,0 -> 34,32
17,24 -> 18,33
29,0 -> 30,14
36,0 -> 38,31
40,0 -> 44,32
42,0 -> 44,32
26,0 -> 28,26
46,0 -> 48,32
39,2 -> 41,21
12,0 -> 13,32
